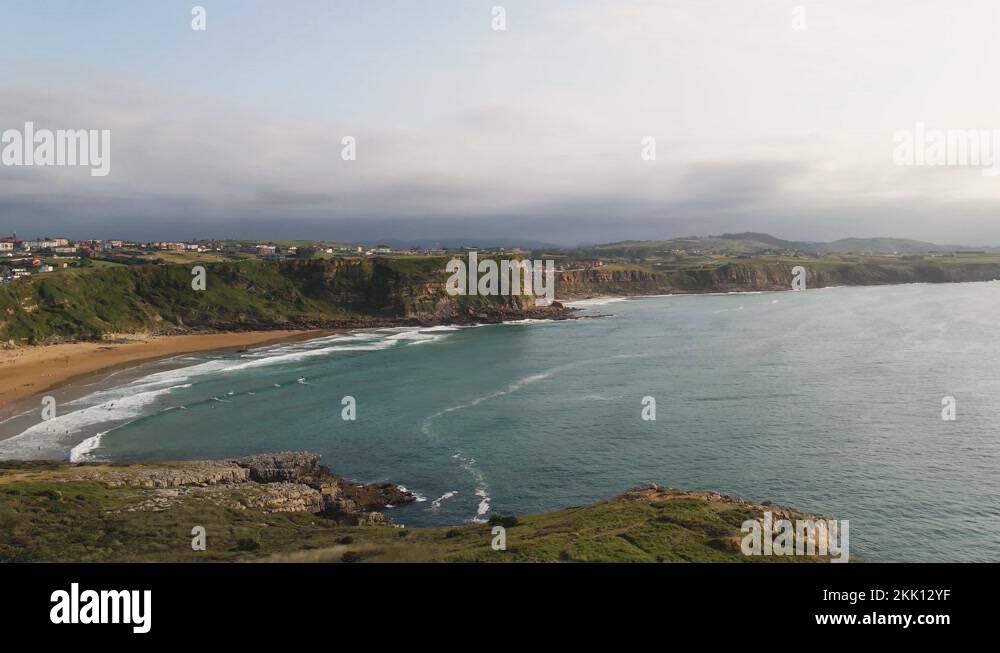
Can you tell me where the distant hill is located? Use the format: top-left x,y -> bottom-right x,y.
592,233 -> 999,255
373,237 -> 560,250
812,237 -> 996,255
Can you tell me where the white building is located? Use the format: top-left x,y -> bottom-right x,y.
24,240 -> 59,250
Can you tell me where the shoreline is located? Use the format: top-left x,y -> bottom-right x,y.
0,291 -> 788,413
0,303 -> 577,417
0,282 -> 928,414
0,330 -> 332,416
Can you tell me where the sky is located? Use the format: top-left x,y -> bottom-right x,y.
3,0 -> 1000,246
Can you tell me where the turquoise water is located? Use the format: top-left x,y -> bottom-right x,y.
2,283 -> 999,562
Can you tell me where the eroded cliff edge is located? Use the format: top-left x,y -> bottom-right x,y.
555,258 -> 1000,298
0,258 -> 573,346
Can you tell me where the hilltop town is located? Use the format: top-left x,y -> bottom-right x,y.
0,233 -> 615,287
0,234 -> 447,285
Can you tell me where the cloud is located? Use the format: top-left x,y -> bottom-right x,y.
5,1 -> 1000,245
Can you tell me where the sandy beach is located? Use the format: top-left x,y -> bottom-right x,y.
0,331 -> 326,413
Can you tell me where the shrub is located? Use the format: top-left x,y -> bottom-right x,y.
235,538 -> 260,552
488,514 -> 519,528
36,488 -> 62,501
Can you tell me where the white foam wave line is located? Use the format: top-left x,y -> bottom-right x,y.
423,353 -> 640,438
237,333 -> 378,359
69,431 -> 105,463
59,323 -> 469,420
224,341 -> 397,372
396,485 -> 427,502
0,383 -> 191,459
420,326 -> 461,332
385,331 -> 441,342
507,319 -> 553,325
562,296 -> 629,307
450,453 -> 492,521
67,333 -> 390,406
428,371 -> 553,422
66,359 -> 232,406
477,498 -> 491,516
0,406 -> 41,426
430,491 -> 458,509
68,414 -> 148,462
383,325 -> 471,345
62,324 -> 481,412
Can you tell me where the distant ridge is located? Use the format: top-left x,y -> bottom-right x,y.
591,232 -> 999,255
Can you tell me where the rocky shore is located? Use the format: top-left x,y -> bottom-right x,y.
0,452 -> 838,563
65,452 -> 416,526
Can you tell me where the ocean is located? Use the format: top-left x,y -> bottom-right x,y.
2,282 -> 999,562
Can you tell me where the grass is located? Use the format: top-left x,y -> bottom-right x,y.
6,249 -> 1000,343
0,462 -> 832,563
0,257 -> 541,345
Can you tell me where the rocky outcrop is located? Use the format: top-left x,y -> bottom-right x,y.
332,482 -> 417,512
235,452 -> 325,484
451,301 -> 572,324
237,482 -> 326,513
67,452 -> 416,522
621,484 -> 818,520
69,460 -> 251,488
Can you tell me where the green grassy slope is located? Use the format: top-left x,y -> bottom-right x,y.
0,258 -> 545,345
0,461 -> 831,563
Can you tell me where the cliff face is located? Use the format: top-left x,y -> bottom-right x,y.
0,258 -> 570,345
556,259 -> 1000,298
557,268 -> 668,296
555,263 -> 794,295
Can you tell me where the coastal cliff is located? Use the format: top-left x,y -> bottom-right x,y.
555,258 -> 1000,298
0,452 -> 833,563
8,253 -> 996,344
0,258 -> 570,346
